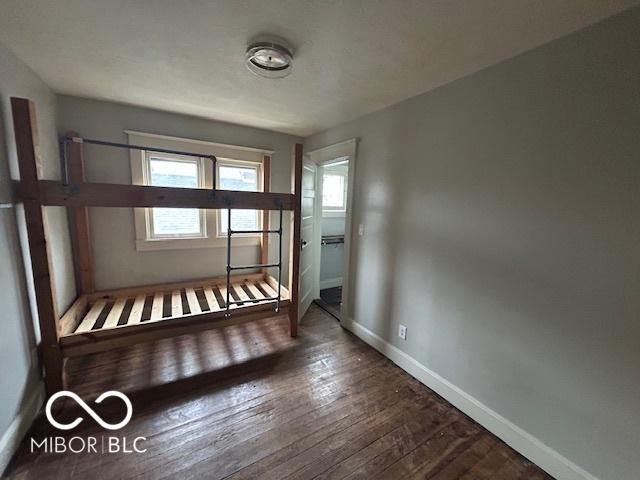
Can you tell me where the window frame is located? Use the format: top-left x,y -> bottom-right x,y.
143,152 -> 207,240
129,131 -> 270,251
215,158 -> 263,238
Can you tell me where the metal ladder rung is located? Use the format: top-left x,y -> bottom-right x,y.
228,262 -> 279,271
229,229 -> 280,235
225,206 -> 284,317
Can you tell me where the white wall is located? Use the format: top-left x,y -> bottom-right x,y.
0,41 -> 75,473
57,96 -> 302,290
306,7 -> 640,480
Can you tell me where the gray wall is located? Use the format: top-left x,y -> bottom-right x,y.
57,96 -> 301,290
321,217 -> 345,237
320,219 -> 345,285
305,7 -> 640,480
320,244 -> 344,286
0,42 -> 75,467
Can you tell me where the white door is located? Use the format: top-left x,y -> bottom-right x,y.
298,159 -> 316,319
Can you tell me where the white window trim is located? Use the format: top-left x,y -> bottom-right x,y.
144,152 -> 207,240
128,131 -> 270,251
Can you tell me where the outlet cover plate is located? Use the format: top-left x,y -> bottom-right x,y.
398,324 -> 407,340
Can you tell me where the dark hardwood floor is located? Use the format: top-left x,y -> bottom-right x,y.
315,287 -> 342,319
6,305 -> 552,479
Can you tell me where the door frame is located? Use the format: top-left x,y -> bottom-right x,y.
306,138 -> 357,321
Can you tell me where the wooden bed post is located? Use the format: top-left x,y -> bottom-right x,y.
11,97 -> 64,396
66,132 -> 94,294
261,154 -> 271,271
288,144 -> 303,337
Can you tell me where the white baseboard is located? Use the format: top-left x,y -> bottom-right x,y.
343,317 -> 599,480
0,382 -> 44,476
320,277 -> 343,290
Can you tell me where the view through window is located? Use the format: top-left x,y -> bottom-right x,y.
218,164 -> 260,234
148,156 -> 203,237
322,172 -> 346,211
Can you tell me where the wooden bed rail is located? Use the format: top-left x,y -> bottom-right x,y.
60,302 -> 290,357
13,179 -> 295,210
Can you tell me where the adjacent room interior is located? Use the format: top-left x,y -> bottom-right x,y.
316,158 -> 349,319
1,2 -> 639,479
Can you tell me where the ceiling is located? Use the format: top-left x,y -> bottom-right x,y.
1,0 -> 638,136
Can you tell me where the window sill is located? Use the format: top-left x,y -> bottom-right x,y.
135,236 -> 260,251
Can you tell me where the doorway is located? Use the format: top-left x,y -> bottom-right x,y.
304,139 -> 356,322
315,158 -> 348,319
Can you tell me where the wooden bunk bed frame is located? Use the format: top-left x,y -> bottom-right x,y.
11,97 -> 303,397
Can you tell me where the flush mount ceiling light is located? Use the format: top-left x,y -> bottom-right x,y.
245,39 -> 293,79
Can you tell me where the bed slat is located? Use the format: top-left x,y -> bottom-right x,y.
185,287 -> 201,314
150,292 -> 164,321
246,283 -> 268,302
103,297 -> 127,329
128,295 -> 145,325
235,285 -> 252,304
75,300 -> 107,333
203,287 -> 220,311
170,290 -> 181,317
259,281 -> 278,298
218,286 -> 237,309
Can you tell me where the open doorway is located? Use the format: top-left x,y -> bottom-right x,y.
305,139 -> 356,322
315,158 -> 348,319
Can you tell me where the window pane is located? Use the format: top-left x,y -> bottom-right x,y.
152,208 -> 201,236
149,157 -> 198,188
219,209 -> 258,233
323,173 -> 345,208
219,165 -> 257,191
218,164 -> 259,234
148,156 -> 201,236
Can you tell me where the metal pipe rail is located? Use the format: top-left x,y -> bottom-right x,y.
60,135 -> 218,189
225,206 -> 284,317
229,263 -> 279,271
229,229 -> 280,235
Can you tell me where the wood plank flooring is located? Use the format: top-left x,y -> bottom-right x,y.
5,305 -> 553,479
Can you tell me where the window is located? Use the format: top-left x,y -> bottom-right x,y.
130,131 -> 269,250
217,161 -> 261,235
322,166 -> 348,217
145,154 -> 205,239
322,173 -> 346,210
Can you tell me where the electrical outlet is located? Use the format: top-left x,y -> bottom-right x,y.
398,324 -> 407,340
358,224 -> 365,236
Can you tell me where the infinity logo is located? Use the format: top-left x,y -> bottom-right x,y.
45,391 -> 133,431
